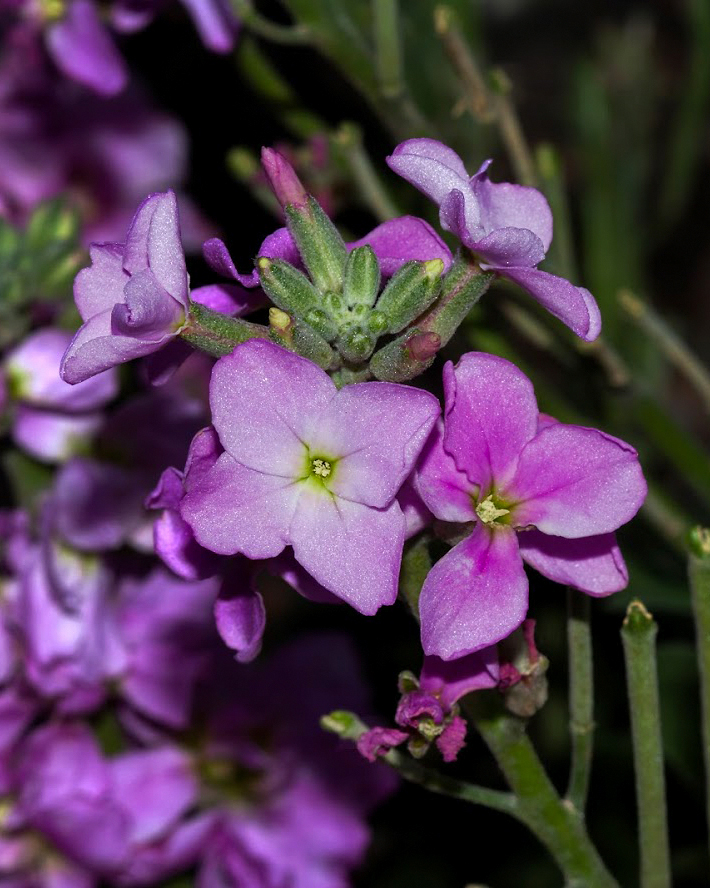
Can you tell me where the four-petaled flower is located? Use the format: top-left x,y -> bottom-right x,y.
181,340 -> 440,613
387,138 -> 601,341
414,352 -> 646,660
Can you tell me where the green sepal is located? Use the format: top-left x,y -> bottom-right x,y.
285,196 -> 348,293
257,257 -> 321,320
416,258 -> 495,347
268,308 -> 335,369
369,328 -> 440,383
181,301 -> 270,357
375,258 -> 444,334
342,245 -> 381,309
336,327 -> 377,363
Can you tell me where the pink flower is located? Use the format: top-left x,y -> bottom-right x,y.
414,352 -> 647,660
181,340 -> 440,613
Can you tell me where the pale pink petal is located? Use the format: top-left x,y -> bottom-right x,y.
471,227 -> 546,268
181,452 -> 300,558
290,489 -> 404,614
472,175 -> 553,252
386,139 -> 474,210
309,381 -> 439,508
443,352 -> 538,490
419,524 -> 528,660
413,420 -> 477,523
111,270 -> 185,339
146,191 -> 189,307
209,341 -> 336,477
73,244 -> 127,321
509,424 -> 647,538
518,529 -> 628,596
123,193 -> 162,275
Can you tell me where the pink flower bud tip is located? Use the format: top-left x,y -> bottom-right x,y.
260,147 -> 308,209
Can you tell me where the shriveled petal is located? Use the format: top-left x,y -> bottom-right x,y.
471,227 -> 546,268
518,529 -> 628,596
290,489 -> 404,613
419,524 -> 528,659
349,216 -> 453,276
209,341 -> 335,476
73,243 -> 127,321
386,139 -> 475,212
146,191 -> 189,306
309,381 -> 439,508
420,647 -> 499,708
472,174 -> 553,252
414,419 -> 477,523
357,727 -> 408,762
45,0 -> 127,96
111,270 -> 185,339
443,352 -> 538,490
492,267 -> 601,342
510,424 -> 647,538
436,715 -> 467,762
179,0 -> 237,52
60,309 -> 172,384
181,452 -> 299,558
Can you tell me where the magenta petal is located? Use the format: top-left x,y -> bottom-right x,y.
111,270 -> 185,339
471,227 -> 546,268
309,381 -> 439,508
209,341 -> 335,476
510,424 -> 647,538
214,581 -> 266,663
181,452 -> 299,558
357,726 -> 408,762
290,489 -> 404,614
45,0 -> 128,96
73,244 -> 127,321
179,0 -> 237,52
494,267 -> 601,341
349,216 -> 453,276
420,647 -> 499,707
443,352 -> 538,489
191,283 -> 266,316
413,420 -> 477,523
518,529 -> 628,596
436,715 -> 467,762
386,139 -> 472,206
472,175 -> 553,253
419,524 -> 528,659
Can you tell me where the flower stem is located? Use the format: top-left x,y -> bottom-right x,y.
333,123 -> 399,222
181,302 -> 269,357
466,699 -> 619,887
372,0 -> 403,100
565,590 -> 594,815
689,526 -> 710,865
230,0 -> 311,44
621,600 -> 671,888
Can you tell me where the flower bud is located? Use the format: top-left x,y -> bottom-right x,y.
369,328 -> 439,383
257,258 -> 320,321
375,259 -> 443,334
336,328 -> 377,363
260,147 -> 308,209
343,245 -> 381,309
268,308 -> 334,370
285,198 -> 348,294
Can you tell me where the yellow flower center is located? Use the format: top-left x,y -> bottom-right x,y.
475,494 -> 510,526
311,458 -> 332,478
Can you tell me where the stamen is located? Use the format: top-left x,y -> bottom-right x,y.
312,458 -> 332,478
475,494 -> 510,525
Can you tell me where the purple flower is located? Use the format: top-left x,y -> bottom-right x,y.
181,340 -> 439,613
387,138 -> 601,341
61,191 -> 190,384
414,352 -> 646,660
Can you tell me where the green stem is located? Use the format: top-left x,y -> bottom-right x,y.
468,701 -> 619,887
333,123 -> 399,222
372,0 -> 403,99
621,600 -> 671,888
230,0 -> 311,44
565,590 -> 594,815
180,302 -> 269,357
689,526 -> 710,865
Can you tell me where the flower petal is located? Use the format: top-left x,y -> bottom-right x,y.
349,216 -> 453,276
178,0 -> 237,52
419,524 -> 528,659
510,424 -> 647,537
111,270 -> 185,339
209,340 -> 336,476
420,647 -> 499,707
290,489 -> 404,614
12,407 -> 101,463
191,283 -> 266,316
472,174 -> 553,252
309,381 -> 439,508
518,529 -> 628,596
413,420 -> 477,522
73,244 -> 127,322
386,138 -> 473,208
442,352 -> 538,490
471,227 -> 546,268
146,191 -> 189,307
214,576 -> 266,663
492,267 -> 601,341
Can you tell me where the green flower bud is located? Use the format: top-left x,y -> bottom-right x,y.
336,327 -> 377,363
257,258 -> 320,321
342,245 -> 381,310
286,197 -> 348,293
375,259 -> 443,334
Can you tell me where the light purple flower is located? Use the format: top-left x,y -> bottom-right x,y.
61,191 -> 189,384
181,341 -> 439,613
387,138 -> 601,341
414,352 -> 647,660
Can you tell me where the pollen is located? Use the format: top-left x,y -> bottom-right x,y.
311,458 -> 332,478
475,494 -> 510,525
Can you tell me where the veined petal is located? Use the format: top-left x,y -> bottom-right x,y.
419,524 -> 528,660
518,529 -> 628,596
443,352 -> 538,490
146,191 -> 189,307
209,341 -> 336,477
290,489 -> 404,614
472,174 -> 553,252
73,244 -> 127,322
181,452 -> 300,558
471,227 -> 546,268
413,420 -> 477,523
349,216 -> 452,276
492,267 -> 601,342
309,381 -> 439,508
510,424 -> 647,537
386,139 -> 473,207
111,270 -> 185,340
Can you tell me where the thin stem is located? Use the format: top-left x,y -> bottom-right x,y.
619,288 -> 710,413
467,700 -> 619,887
489,68 -> 537,187
689,526 -> 710,866
565,590 -> 594,815
333,123 -> 399,222
181,302 -> 269,357
372,0 -> 403,99
230,0 -> 311,44
621,600 -> 671,888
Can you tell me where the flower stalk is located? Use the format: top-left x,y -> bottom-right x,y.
689,526 -> 710,863
565,589 -> 594,814
621,600 -> 671,888
181,301 -> 269,357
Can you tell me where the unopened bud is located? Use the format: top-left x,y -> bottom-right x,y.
343,245 -> 381,310
257,258 -> 320,321
375,259 -> 443,334
261,147 -> 308,209
407,331 -> 440,362
320,710 -> 368,740
268,307 -> 292,335
337,328 -> 376,363
369,328 -> 437,383
286,198 -> 347,294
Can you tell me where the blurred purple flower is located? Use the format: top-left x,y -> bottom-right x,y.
181,340 -> 439,613
387,138 -> 601,340
414,352 -> 646,659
